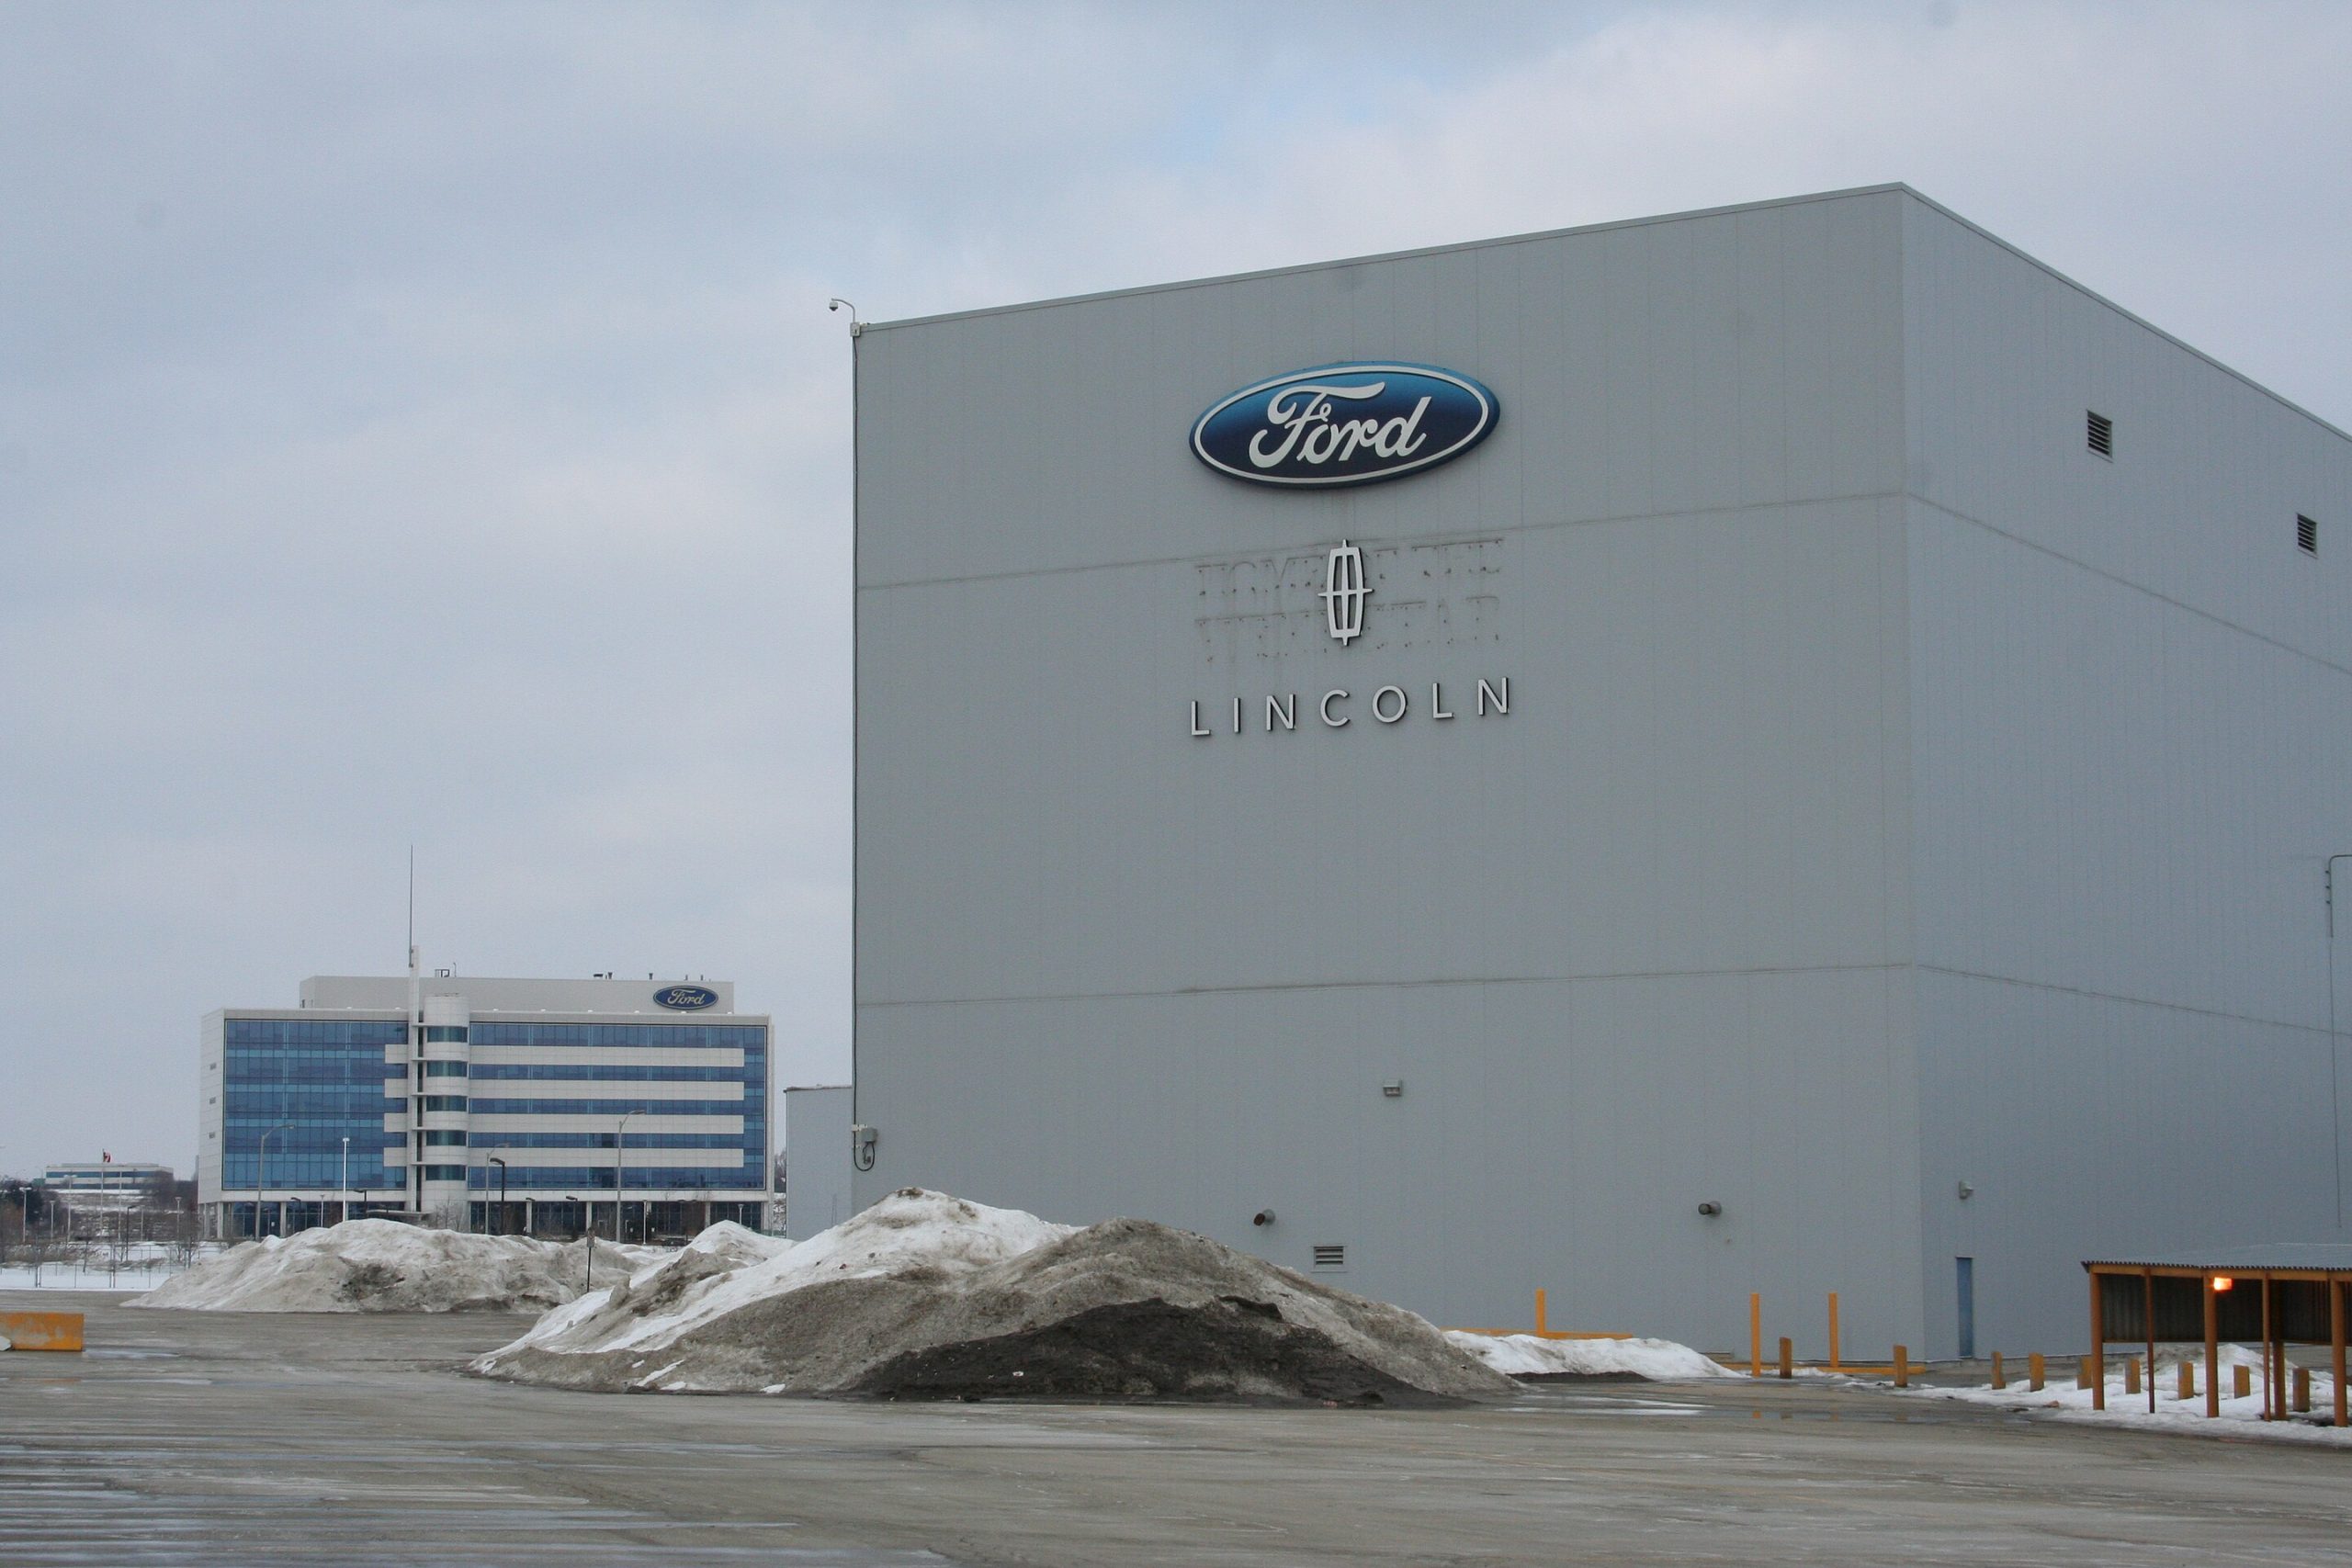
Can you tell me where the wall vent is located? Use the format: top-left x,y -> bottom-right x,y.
2086,411 -> 2113,459
1312,1244 -> 1346,1269
2300,514 -> 2319,556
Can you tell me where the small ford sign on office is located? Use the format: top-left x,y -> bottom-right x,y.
852,186 -> 2352,1368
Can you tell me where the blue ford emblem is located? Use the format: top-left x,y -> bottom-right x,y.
653,984 -> 718,1011
1191,363 -> 1498,488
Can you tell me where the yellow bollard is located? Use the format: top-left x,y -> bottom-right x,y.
1779,1337 -> 1793,1380
2177,1359 -> 2195,1401
1893,1345 -> 1908,1389
2233,1364 -> 2252,1399
1990,1350 -> 2004,1390
1827,1292 -> 1840,1371
2296,1368 -> 2312,1415
1750,1292 -> 1762,1378
1535,1288 -> 1548,1337
2124,1357 -> 2141,1395
2030,1353 -> 2045,1393
2075,1360 -> 2091,1390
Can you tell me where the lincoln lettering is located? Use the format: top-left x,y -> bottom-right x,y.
1189,678 -> 1509,738
1247,384 -> 1431,470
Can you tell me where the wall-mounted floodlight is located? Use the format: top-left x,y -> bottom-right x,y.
1251,1210 -> 1275,1227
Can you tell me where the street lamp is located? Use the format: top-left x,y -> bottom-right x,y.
564,1193 -> 592,1288
257,1122 -> 294,1239
2327,853 -> 2352,1227
488,1156 -> 508,1235
616,1109 -> 645,1246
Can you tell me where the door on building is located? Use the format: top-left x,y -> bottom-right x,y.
1956,1257 -> 1975,1359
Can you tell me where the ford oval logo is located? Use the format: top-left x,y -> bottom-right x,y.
1191,363 -> 1498,489
653,985 -> 718,1011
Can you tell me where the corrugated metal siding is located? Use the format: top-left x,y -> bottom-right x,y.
856,188 -> 1920,1353
1902,196 -> 2352,1357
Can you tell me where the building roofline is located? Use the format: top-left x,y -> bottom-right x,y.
864,181 -> 2346,445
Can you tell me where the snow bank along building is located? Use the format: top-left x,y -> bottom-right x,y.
200,975 -> 771,1239
851,186 -> 2352,1359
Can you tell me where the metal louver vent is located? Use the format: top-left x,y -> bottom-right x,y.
1312,1244 -> 1346,1269
2300,514 -> 2319,556
2086,411 -> 2114,458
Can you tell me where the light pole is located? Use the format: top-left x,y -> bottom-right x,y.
338,1136 -> 349,1226
488,1156 -> 508,1235
256,1122 -> 294,1239
2327,854 -> 2352,1228
616,1109 -> 645,1246
564,1193 -> 592,1288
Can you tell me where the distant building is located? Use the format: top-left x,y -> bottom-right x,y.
201,974 -> 772,1240
45,1159 -> 174,1215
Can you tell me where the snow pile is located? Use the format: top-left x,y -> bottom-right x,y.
1448,1331 -> 1739,1382
128,1220 -> 651,1314
472,1189 -> 1513,1405
1901,1344 -> 2352,1445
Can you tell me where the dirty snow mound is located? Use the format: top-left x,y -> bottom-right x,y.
472,1190 -> 1511,1404
128,1220 -> 651,1313
1447,1331 -> 1737,1381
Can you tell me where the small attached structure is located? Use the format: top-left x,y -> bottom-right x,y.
2085,1247 -> 2352,1426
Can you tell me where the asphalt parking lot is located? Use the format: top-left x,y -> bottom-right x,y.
5,1292 -> 2349,1566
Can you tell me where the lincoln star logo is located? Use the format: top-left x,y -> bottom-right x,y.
1322,541 -> 1369,645
1190,363 -> 1499,488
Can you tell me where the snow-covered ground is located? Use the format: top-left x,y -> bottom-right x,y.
130,1221 -> 651,1313
1446,1332 -> 1740,1381
0,1243 -> 206,1292
1895,1344 -> 2352,1446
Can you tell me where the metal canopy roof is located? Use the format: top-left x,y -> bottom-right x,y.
2083,1246 -> 2352,1274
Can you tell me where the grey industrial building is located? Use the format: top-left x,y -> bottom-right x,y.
849,185 -> 2352,1359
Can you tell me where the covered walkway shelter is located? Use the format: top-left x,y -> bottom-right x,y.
2086,1247 -> 2352,1426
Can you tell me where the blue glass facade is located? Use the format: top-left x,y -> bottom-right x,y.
215,1000 -> 770,1237
221,1018 -> 403,1190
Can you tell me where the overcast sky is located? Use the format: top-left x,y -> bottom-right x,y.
3,1 -> 2346,1179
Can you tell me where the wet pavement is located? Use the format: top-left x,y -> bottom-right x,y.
4,1292 -> 2349,1565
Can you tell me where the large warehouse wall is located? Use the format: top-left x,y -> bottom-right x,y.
856,188 -> 1927,1352
1900,197 -> 2352,1356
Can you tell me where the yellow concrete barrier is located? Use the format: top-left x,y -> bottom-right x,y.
0,1311 -> 85,1352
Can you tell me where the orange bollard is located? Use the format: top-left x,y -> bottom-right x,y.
2233,1364 -> 2252,1399
1893,1345 -> 1908,1388
2030,1353 -> 2046,1393
1827,1292 -> 1840,1371
1779,1337 -> 1792,1380
1991,1350 -> 2004,1390
1750,1292 -> 1762,1378
2125,1357 -> 2141,1395
2296,1368 -> 2312,1415
2177,1360 -> 2195,1401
